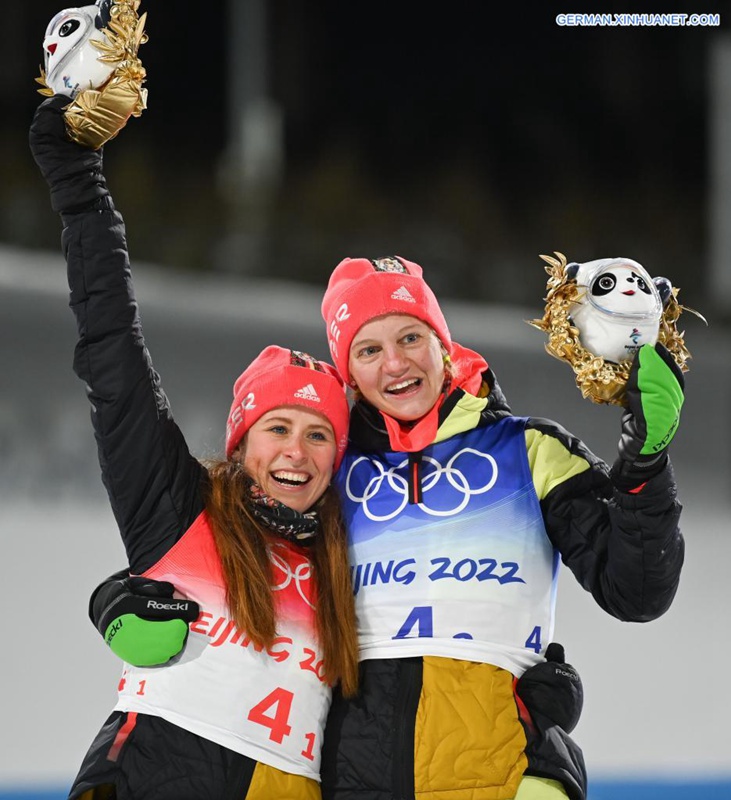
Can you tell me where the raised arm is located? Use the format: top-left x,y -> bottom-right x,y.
29,96 -> 204,573
527,344 -> 685,621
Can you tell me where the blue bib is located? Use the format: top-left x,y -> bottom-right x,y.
336,417 -> 558,674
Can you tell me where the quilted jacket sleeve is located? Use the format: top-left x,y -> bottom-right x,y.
526,417 -> 684,622
61,199 -> 205,574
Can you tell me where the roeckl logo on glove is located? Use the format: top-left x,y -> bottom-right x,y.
146,600 -> 193,612
553,667 -> 580,682
106,618 -> 123,645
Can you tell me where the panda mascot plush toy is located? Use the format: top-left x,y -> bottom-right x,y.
41,1 -> 117,98
565,257 -> 672,364
36,0 -> 148,149
530,251 -> 696,405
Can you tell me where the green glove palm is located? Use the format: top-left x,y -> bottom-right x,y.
104,613 -> 191,668
614,342 -> 685,485
91,572 -> 200,667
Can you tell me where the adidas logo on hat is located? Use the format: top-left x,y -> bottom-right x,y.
294,383 -> 321,402
391,286 -> 416,303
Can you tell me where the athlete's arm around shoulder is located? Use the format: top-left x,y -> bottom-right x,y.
524,416 -> 683,622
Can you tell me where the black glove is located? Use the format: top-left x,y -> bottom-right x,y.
515,642 -> 584,734
28,94 -> 110,214
90,570 -> 200,667
612,342 -> 685,490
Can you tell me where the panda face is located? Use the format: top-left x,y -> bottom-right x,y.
587,264 -> 658,317
592,269 -> 652,298
44,10 -> 94,79
568,257 -> 663,362
42,5 -> 114,97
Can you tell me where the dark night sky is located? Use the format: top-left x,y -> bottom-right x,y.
9,1 -> 730,313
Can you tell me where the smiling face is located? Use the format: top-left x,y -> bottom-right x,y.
237,407 -> 337,513
348,314 -> 446,422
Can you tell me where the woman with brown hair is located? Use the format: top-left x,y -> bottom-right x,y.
29,94 -> 358,800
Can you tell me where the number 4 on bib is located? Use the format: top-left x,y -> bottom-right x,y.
394,606 -> 434,639
248,687 -> 294,743
525,626 -> 542,654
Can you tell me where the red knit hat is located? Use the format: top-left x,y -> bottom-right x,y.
320,256 -> 452,384
225,346 -> 350,469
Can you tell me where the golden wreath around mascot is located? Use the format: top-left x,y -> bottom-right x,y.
529,252 -> 702,405
36,0 -> 147,149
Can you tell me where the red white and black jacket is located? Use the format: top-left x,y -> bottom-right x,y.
63,197 -> 329,796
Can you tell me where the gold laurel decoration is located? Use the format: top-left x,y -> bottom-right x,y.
36,0 -> 148,149
35,68 -> 55,97
527,251 -> 698,406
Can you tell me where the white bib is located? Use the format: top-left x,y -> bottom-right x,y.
113,513 -> 330,780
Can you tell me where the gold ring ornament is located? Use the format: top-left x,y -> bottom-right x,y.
528,252 -> 703,406
35,0 -> 148,149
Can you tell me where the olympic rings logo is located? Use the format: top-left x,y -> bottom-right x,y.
345,448 -> 499,521
269,545 -> 315,609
